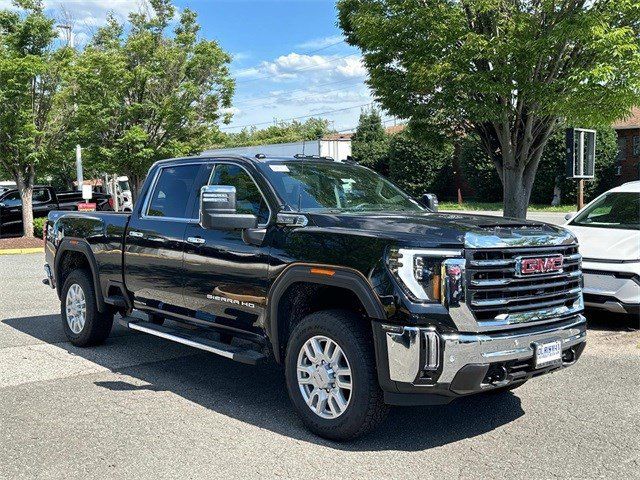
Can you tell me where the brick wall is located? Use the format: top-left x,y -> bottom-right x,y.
615,128 -> 640,184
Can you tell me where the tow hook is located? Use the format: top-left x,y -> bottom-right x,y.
562,347 -> 576,365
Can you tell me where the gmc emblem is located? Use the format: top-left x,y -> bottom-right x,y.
515,255 -> 564,276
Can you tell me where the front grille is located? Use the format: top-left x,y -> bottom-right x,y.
465,245 -> 582,324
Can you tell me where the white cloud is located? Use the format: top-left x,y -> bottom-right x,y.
231,51 -> 251,62
246,53 -> 366,83
296,34 -> 344,50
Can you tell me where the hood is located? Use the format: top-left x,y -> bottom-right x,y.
305,211 -> 576,249
565,224 -> 640,261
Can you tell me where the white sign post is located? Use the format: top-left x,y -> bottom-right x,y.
82,184 -> 93,203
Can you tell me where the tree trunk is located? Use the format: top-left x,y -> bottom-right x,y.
502,168 -> 530,219
16,171 -> 35,238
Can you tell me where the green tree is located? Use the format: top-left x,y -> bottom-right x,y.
351,107 -> 390,174
460,127 -> 619,205
0,0 -> 68,237
338,0 -> 640,218
216,118 -> 332,148
66,0 -> 234,196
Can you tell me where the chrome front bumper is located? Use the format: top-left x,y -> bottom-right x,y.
384,315 -> 587,385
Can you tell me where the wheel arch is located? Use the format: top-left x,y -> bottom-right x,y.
267,264 -> 386,363
55,239 -> 107,313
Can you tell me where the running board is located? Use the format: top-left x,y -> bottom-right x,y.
119,318 -> 266,365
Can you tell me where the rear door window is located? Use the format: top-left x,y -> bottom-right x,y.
146,165 -> 201,219
32,188 -> 51,204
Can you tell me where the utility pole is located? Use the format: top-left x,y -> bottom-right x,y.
76,145 -> 83,192
57,24 -> 74,48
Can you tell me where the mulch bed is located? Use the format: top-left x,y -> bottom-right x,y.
0,236 -> 44,250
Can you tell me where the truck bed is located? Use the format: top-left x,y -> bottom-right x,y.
46,211 -> 131,301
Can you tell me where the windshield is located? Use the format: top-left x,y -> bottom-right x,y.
570,192 -> 639,230
259,161 -> 424,213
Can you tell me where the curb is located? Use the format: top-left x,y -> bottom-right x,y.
0,247 -> 44,256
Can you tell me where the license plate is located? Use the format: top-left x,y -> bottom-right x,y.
534,339 -> 562,368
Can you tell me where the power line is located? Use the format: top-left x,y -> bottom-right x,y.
300,39 -> 347,55
221,102 -> 374,131
233,77 -> 367,107
235,83 -> 370,112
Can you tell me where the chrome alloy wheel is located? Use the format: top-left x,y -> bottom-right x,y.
65,284 -> 86,334
297,335 -> 353,419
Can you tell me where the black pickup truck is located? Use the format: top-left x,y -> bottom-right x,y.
0,185 -> 112,236
44,154 -> 586,440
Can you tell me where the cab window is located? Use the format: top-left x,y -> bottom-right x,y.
33,188 -> 51,204
209,164 -> 270,225
146,164 -> 201,218
1,191 -> 21,207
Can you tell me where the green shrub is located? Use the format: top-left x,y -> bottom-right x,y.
531,126 -> 618,205
33,217 -> 47,238
388,132 -> 454,198
459,137 -> 503,202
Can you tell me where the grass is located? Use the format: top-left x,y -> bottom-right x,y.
439,201 -> 576,213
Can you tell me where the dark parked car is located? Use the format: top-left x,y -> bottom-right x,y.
44,155 -> 586,440
0,186 -> 112,236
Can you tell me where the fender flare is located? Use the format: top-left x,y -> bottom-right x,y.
55,239 -> 107,313
267,263 -> 386,362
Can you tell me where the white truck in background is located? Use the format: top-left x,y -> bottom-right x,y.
202,135 -> 353,162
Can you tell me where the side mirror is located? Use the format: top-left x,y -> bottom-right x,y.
564,213 -> 574,221
200,185 -> 258,230
421,193 -> 439,212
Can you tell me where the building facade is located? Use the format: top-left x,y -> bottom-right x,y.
613,107 -> 640,184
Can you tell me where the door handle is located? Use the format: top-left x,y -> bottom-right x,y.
187,236 -> 205,245
129,231 -> 144,238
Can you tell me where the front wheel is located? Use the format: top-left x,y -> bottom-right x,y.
285,310 -> 389,441
61,269 -> 113,347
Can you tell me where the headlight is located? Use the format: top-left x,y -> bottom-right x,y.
387,248 -> 463,302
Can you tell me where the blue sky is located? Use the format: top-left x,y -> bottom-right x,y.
1,0 -> 391,133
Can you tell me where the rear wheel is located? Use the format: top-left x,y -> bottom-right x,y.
285,309 -> 389,441
61,269 -> 113,347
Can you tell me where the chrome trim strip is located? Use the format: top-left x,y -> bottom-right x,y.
464,231 -> 577,249
470,269 -> 581,287
471,287 -> 581,307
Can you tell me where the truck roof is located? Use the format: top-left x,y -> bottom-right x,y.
152,153 -> 345,169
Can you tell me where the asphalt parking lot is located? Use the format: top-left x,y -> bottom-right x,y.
1,253 -> 639,480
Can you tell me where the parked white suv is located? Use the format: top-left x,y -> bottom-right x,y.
564,181 -> 639,318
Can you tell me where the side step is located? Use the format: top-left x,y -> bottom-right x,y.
118,318 -> 266,365
105,295 -> 128,308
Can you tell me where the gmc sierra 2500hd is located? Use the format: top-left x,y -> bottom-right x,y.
44,154 -> 586,440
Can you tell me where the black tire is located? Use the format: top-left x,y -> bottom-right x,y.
61,269 -> 113,347
285,309 -> 389,441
